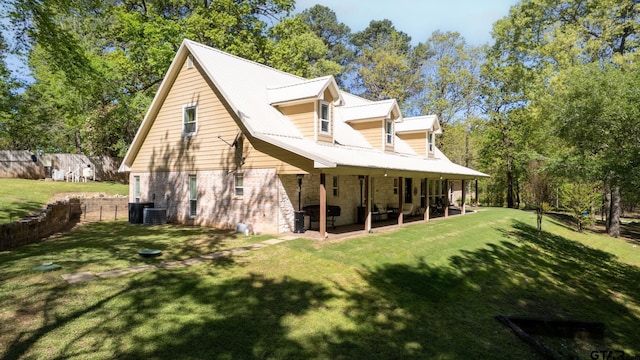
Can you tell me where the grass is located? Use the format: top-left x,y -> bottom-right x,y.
0,179 -> 129,222
1,208 -> 639,359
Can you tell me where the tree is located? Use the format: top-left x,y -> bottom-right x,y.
481,0 -> 640,222
350,20 -> 423,103
5,0 -> 300,156
298,5 -> 353,85
0,29 -> 24,149
545,62 -> 640,237
521,160 -> 553,234
414,32 -> 483,126
560,182 -> 599,232
267,16 -> 341,78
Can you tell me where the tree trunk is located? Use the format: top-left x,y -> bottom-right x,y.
604,183 -> 611,230
515,178 -> 520,209
536,206 -> 542,235
608,185 -> 621,238
506,156 -> 514,208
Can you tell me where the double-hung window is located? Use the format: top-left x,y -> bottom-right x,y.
134,176 -> 141,201
428,131 -> 435,153
183,104 -> 197,136
332,176 -> 339,196
234,174 -> 244,197
386,119 -> 394,145
189,175 -> 197,217
319,102 -> 331,134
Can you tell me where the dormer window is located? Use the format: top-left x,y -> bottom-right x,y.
385,119 -> 394,145
428,131 -> 435,153
319,101 -> 331,134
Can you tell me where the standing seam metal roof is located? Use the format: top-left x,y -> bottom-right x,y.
121,39 -> 488,178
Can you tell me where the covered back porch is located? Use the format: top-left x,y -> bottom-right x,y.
291,169 -> 480,238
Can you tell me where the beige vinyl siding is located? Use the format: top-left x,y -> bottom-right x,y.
279,103 -> 315,139
323,88 -> 333,101
350,119 -> 384,150
398,132 -> 427,157
244,137 -> 314,174
130,55 -> 312,175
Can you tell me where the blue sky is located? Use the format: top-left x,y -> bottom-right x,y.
4,0 -> 520,83
294,0 -> 519,46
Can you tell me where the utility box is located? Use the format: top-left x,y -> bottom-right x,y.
294,211 -> 305,233
128,202 -> 154,224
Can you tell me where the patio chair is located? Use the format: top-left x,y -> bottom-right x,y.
402,203 -> 414,216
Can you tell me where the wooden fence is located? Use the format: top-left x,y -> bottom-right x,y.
0,151 -> 128,182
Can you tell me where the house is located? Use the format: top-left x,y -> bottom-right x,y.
119,39 -> 488,236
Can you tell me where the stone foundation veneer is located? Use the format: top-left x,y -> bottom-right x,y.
131,169 -> 299,234
130,170 -> 416,234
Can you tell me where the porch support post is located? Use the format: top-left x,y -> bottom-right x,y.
365,176 -> 372,232
320,174 -> 327,237
424,178 -> 430,221
475,179 -> 479,207
398,176 -> 404,225
461,179 -> 466,215
444,179 -> 449,218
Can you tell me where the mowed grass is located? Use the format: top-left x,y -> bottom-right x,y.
1,208 -> 639,359
0,178 -> 128,222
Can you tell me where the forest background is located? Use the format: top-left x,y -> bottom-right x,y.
1,0 -> 639,237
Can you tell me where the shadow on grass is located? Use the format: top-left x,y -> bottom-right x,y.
547,212 -> 640,244
3,271 -> 333,359
0,200 -> 44,223
309,220 -> 640,359
0,221 -> 249,281
2,219 -> 639,359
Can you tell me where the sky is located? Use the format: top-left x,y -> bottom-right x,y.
4,0 -> 520,83
293,0 -> 519,46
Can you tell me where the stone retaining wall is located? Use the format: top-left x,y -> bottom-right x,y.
0,196 -> 129,251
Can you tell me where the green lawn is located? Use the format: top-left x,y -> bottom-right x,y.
1,208 -> 639,359
0,179 -> 128,222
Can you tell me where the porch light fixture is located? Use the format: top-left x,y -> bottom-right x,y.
358,176 -> 365,207
297,174 -> 304,211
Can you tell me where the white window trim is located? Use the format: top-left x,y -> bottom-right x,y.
134,176 -> 141,201
183,104 -> 198,136
189,174 -> 197,217
385,118 -> 394,146
319,101 -> 331,135
332,176 -> 339,196
234,173 -> 244,198
428,131 -> 435,153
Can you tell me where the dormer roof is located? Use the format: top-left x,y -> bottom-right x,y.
396,115 -> 442,134
267,76 -> 343,106
337,99 -> 402,123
